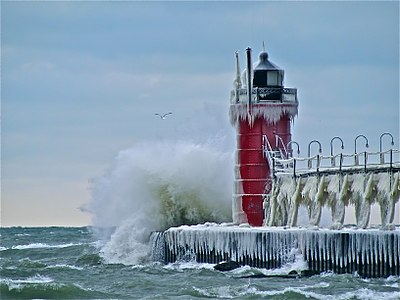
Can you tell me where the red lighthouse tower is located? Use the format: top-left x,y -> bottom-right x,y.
230,47 -> 298,226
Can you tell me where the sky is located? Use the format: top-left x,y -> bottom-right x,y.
1,1 -> 399,227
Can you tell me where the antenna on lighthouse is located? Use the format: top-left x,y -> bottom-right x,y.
245,47 -> 253,122
234,51 -> 242,89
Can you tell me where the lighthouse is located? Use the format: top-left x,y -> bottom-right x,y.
229,47 -> 298,226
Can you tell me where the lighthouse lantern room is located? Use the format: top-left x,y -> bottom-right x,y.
229,47 -> 298,226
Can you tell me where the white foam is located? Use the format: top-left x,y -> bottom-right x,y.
193,283 -> 400,300
89,139 -> 234,265
11,243 -> 81,250
46,264 -> 83,271
1,274 -> 54,288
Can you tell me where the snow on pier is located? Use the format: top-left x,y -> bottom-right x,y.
151,224 -> 400,277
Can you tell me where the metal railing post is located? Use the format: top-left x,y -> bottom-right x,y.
330,136 -> 344,167
272,154 -> 276,179
380,133 -> 394,164
293,159 -> 296,178
331,156 -> 336,167
364,151 -> 367,173
354,134 -> 369,167
380,152 -> 385,164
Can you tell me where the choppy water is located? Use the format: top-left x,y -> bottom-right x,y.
1,226 -> 399,299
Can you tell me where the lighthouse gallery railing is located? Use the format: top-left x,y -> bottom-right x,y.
231,87 -> 297,103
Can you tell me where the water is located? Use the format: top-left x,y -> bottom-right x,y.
1,226 -> 400,299
3,108 -> 398,298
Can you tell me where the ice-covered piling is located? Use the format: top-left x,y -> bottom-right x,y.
151,225 -> 400,277
265,172 -> 400,229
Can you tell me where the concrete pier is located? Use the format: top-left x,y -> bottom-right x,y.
151,225 -> 400,278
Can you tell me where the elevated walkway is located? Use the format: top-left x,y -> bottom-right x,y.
262,134 -> 400,229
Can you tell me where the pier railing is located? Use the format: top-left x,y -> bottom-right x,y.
272,149 -> 400,177
262,135 -> 400,178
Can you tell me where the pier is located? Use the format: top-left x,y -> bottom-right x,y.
263,134 -> 400,229
150,47 -> 400,278
152,225 -> 400,278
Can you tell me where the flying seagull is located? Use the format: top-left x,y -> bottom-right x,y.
155,112 -> 172,120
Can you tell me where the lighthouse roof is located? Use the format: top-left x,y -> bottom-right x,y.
253,50 -> 284,88
254,51 -> 282,71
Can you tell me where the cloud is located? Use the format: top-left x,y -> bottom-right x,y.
1,1 -> 398,226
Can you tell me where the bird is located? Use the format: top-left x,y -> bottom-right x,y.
155,112 -> 172,120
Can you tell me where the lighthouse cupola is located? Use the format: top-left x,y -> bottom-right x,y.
253,51 -> 284,88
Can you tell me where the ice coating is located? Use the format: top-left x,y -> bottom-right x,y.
152,223 -> 400,277
229,103 -> 298,127
266,172 -> 400,229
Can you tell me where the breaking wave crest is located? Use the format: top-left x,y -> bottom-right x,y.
87,139 -> 234,265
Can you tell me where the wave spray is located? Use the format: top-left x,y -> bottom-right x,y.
87,107 -> 234,264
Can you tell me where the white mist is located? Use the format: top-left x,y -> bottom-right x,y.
87,105 -> 235,264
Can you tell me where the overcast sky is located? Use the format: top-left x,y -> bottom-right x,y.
2,1 -> 399,227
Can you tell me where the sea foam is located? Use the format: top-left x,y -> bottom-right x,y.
88,137 -> 234,265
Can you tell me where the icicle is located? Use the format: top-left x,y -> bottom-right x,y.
309,175 -> 327,227
232,195 -> 248,225
351,233 -> 356,268
388,172 -> 400,226
379,234 -> 385,269
343,233 -> 348,268
381,233 -> 388,268
352,173 -> 374,229
356,233 -> 360,265
229,103 -> 298,127
388,233 -> 393,269
322,233 -> 327,263
374,233 -> 378,267
288,177 -> 304,227
361,234 -> 366,266
329,174 -> 351,229
396,233 -> 399,268
302,176 -> 318,225
275,178 -> 289,226
330,233 -> 335,267
335,234 -> 340,268
347,233 -> 353,267
262,231 -> 267,262
366,234 -> 371,266
267,181 -> 280,226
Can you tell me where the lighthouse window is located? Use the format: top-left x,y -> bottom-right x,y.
267,71 -> 279,86
279,72 -> 284,86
